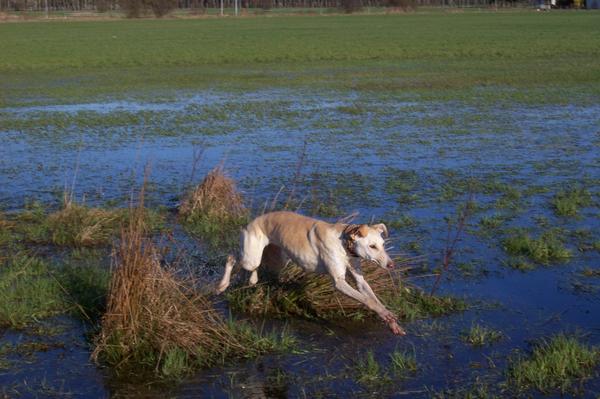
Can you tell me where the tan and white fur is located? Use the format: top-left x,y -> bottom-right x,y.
216,211 -> 405,335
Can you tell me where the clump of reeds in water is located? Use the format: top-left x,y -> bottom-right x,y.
179,165 -> 249,252
227,260 -> 466,322
92,197 -> 284,378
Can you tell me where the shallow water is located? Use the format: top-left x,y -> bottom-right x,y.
1,89 -> 599,397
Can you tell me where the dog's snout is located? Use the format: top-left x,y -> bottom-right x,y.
387,260 -> 395,270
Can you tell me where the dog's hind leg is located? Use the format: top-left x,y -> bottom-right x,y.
216,255 -> 237,294
240,228 -> 269,286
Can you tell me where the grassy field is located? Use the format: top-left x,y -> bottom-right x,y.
1,11 -> 600,105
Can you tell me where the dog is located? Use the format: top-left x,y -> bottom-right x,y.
216,211 -> 405,335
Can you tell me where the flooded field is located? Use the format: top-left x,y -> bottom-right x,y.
1,87 -> 599,397
2,9 -> 600,398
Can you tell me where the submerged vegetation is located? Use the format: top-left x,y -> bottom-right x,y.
508,334 -> 600,395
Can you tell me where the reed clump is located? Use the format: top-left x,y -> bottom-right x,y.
93,201 -> 283,378
227,261 -> 466,322
179,166 -> 249,252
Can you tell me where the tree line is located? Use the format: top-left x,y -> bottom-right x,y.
0,0 -> 531,17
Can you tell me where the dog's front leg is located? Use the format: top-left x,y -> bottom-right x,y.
349,269 -> 405,336
332,274 -> 405,336
348,259 -> 385,307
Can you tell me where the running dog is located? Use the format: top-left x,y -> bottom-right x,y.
216,211 -> 405,335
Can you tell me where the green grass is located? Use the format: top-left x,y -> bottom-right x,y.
478,214 -> 506,230
0,251 -> 110,329
12,202 -> 165,248
0,254 -> 67,329
98,321 -> 299,379
502,229 -> 571,265
181,212 -> 248,253
461,323 -> 502,347
551,187 -> 593,217
508,334 -> 600,394
1,12 -> 600,105
389,349 -> 417,376
355,351 -> 388,385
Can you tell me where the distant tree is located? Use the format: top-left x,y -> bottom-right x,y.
387,0 -> 416,10
340,0 -> 362,12
119,0 -> 144,17
258,0 -> 272,9
146,0 -> 176,16
120,0 -> 175,17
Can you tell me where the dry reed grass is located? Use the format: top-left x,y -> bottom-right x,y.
180,165 -> 247,220
92,198 -> 259,376
179,165 -> 249,252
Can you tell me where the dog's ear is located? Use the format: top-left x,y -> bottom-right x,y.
346,224 -> 369,240
358,224 -> 369,238
372,223 -> 389,238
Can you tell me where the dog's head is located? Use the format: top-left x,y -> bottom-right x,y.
345,223 -> 395,269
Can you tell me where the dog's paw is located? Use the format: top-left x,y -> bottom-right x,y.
388,320 -> 406,336
382,312 -> 398,325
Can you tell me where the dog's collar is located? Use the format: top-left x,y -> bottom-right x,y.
342,224 -> 360,258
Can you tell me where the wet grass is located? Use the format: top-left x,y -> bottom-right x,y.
0,254 -> 67,329
502,229 -> 571,265
11,201 -> 165,248
226,262 -> 466,322
551,186 -> 593,217
507,334 -> 600,395
389,348 -> 417,376
461,323 -> 503,347
0,252 -> 110,329
2,12 -> 600,105
354,351 -> 388,385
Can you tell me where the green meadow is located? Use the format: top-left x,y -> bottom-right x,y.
1,11 -> 600,105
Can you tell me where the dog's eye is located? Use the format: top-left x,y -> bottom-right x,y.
369,244 -> 377,249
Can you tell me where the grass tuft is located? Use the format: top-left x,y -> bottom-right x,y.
180,165 -> 249,252
551,187 -> 592,217
503,229 -> 571,265
389,349 -> 417,376
461,323 -> 502,347
508,334 -> 600,395
93,197 -> 287,378
355,351 -> 387,385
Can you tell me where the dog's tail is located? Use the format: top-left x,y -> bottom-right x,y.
215,254 -> 239,294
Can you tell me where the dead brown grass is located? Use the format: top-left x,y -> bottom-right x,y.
179,165 -> 249,252
228,259 -> 466,321
180,165 -> 246,220
92,199 -> 252,375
